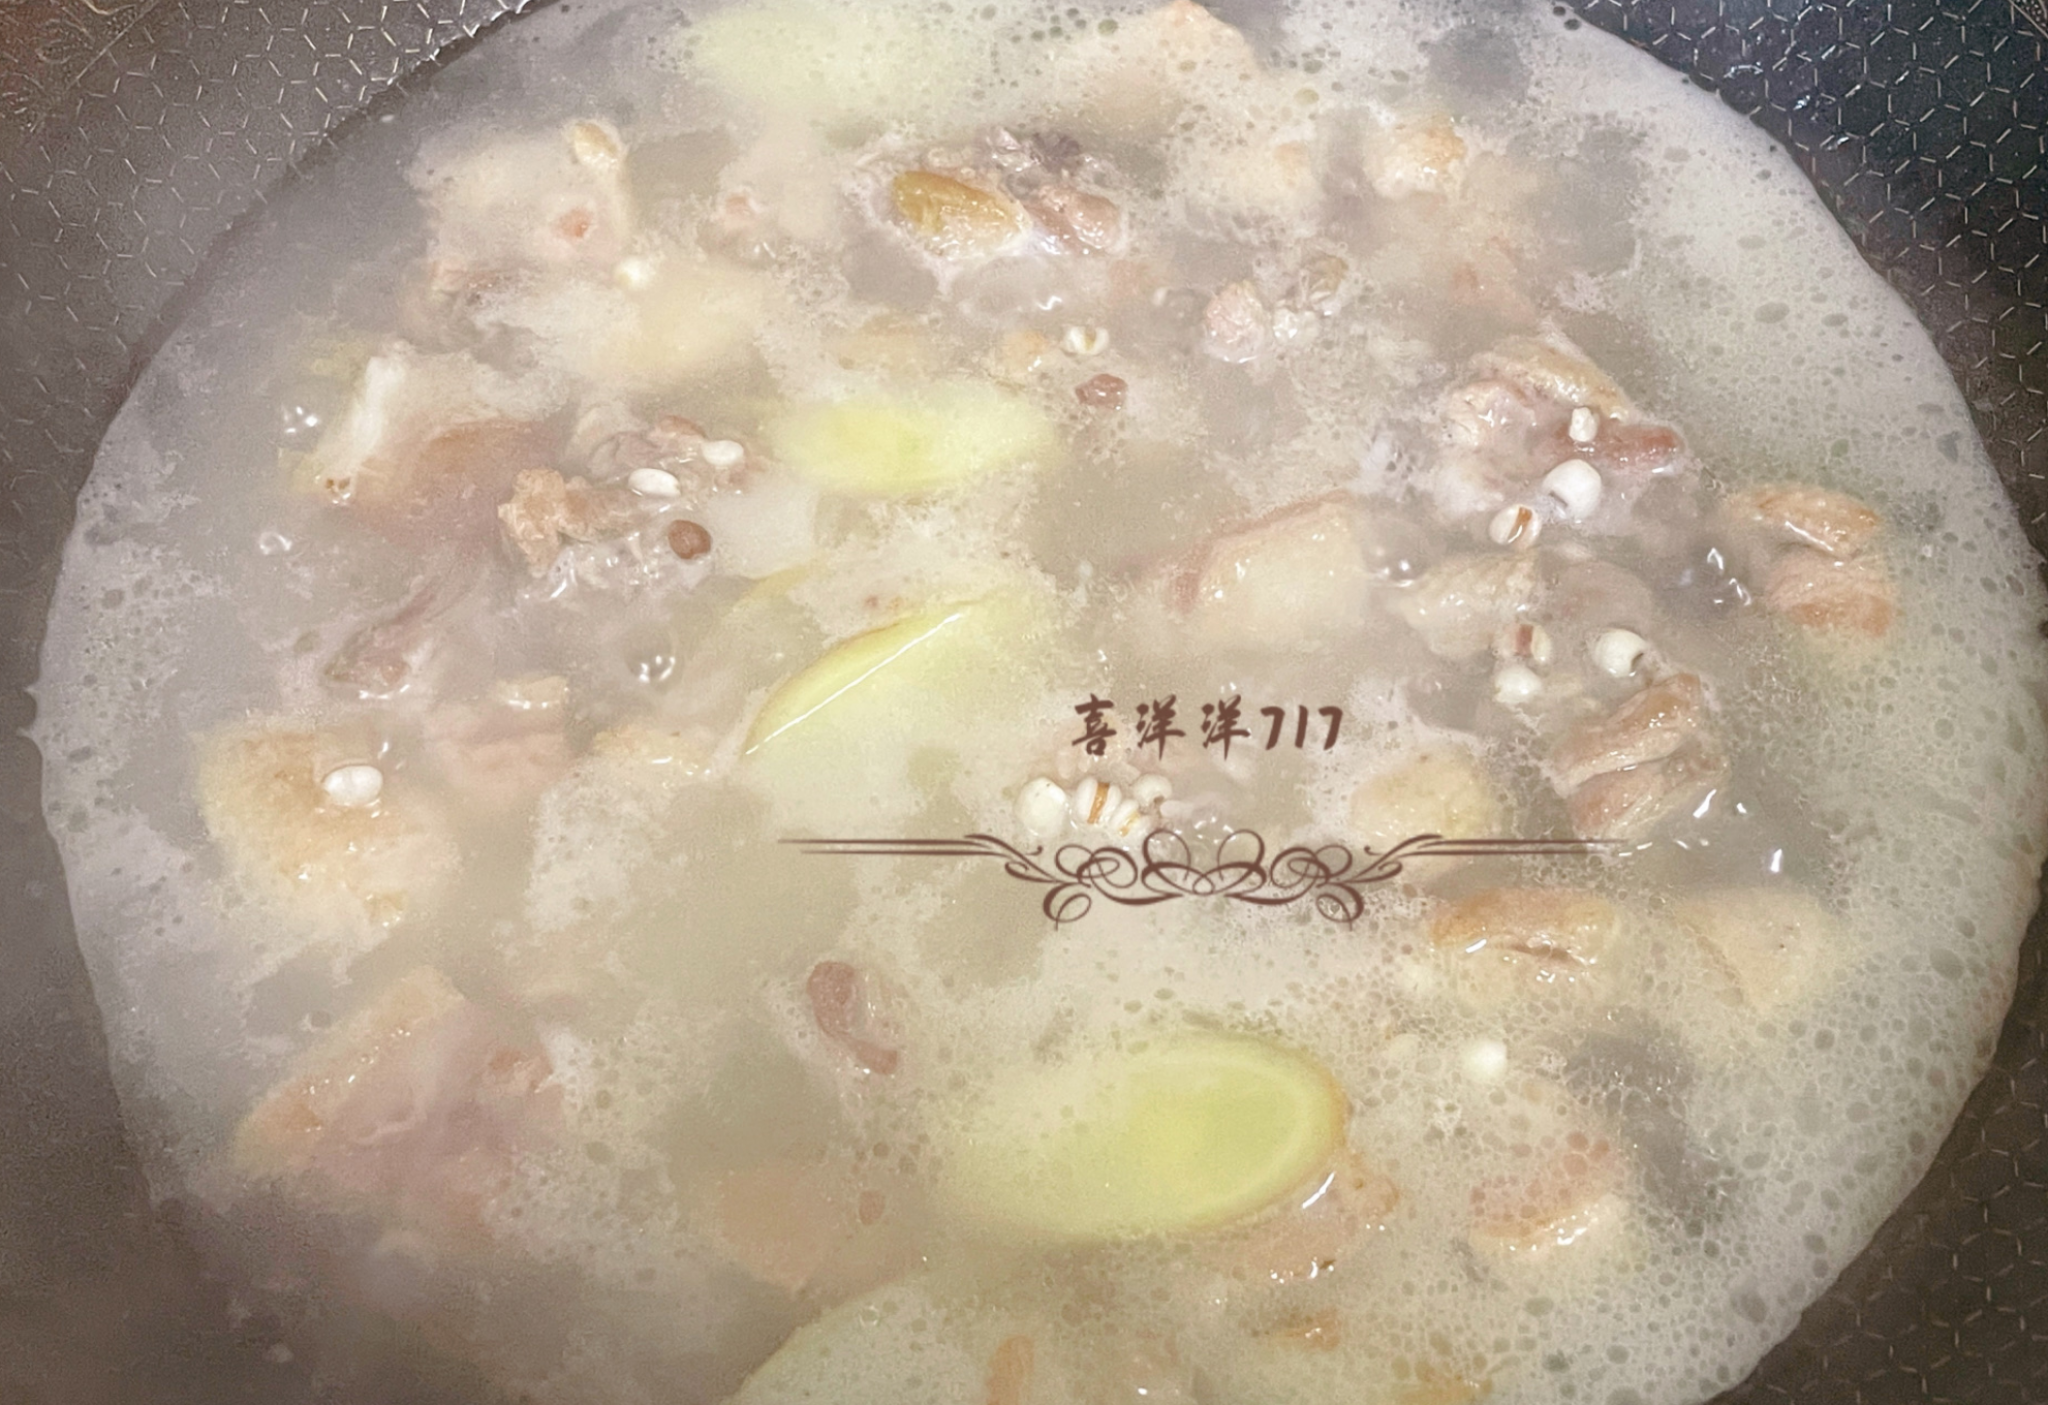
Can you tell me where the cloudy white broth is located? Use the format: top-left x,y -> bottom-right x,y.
33,0 -> 2048,1401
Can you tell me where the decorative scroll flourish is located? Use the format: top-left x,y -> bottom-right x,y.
785,830 -> 1617,926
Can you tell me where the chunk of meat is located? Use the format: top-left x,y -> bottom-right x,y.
697,1156 -> 916,1300
1564,741 -> 1728,843
197,723 -> 457,943
324,567 -> 471,701
1393,553 -> 1540,660
1163,496 -> 1374,647
1215,1147 -> 1400,1284
1548,674 -> 1712,792
418,119 -> 636,292
406,422 -> 561,530
984,126 -> 1083,180
985,1335 -> 1036,1405
1473,334 -> 1635,421
991,328 -> 1056,383
1296,252 -> 1350,314
1540,419 -> 1689,481
1431,887 -> 1619,999
807,961 -> 901,1075
1025,184 -> 1125,254
497,467 -> 640,576
1442,377 -> 1549,453
1133,0 -> 1260,68
234,967 -> 558,1237
1349,748 -> 1506,862
1763,548 -> 1895,638
516,253 -> 774,392
300,345 -> 555,530
1366,117 -> 1468,199
583,411 -> 749,497
891,170 -> 1027,258
1547,674 -> 1726,839
1713,481 -> 1894,639
1430,379 -> 1555,519
1564,744 -> 1727,839
1672,886 -> 1842,1008
1723,484 -> 1883,559
1433,349 -> 1691,524
1202,281 -> 1272,363
1468,1132 -> 1623,1259
421,699 -> 575,812
1542,557 -> 1660,640
700,187 -> 783,264
1446,237 -> 1542,328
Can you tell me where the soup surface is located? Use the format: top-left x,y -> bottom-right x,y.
33,1 -> 2048,1402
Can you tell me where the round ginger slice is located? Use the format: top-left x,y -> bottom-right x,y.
943,1032 -> 1348,1241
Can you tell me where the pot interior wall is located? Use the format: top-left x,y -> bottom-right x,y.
1,1 -> 2045,1401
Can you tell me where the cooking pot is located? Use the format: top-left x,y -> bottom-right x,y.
2,1 -> 2045,1400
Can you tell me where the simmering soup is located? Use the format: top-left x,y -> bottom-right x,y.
34,1 -> 2048,1402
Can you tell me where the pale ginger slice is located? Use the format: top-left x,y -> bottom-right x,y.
766,383 -> 1057,497
939,1032 -> 1348,1242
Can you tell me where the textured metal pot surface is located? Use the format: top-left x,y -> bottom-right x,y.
1,1 -> 2044,1401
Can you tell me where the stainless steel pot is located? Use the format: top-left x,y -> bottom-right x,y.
2,2 -> 2045,1400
